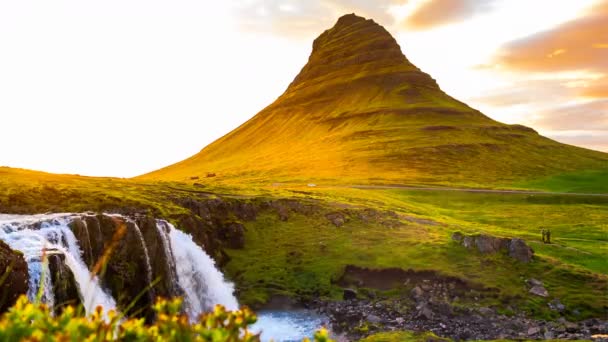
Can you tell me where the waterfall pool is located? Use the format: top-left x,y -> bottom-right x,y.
252,310 -> 328,342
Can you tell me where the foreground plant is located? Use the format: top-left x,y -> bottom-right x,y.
0,296 -> 333,342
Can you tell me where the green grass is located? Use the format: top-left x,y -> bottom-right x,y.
223,187 -> 607,319
1,167 -> 606,321
515,169 -> 608,194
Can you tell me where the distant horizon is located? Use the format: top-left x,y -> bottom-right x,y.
1,0 -> 606,177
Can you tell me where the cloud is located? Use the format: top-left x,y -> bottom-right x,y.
546,131 -> 608,152
233,0 -> 403,38
402,0 -> 496,30
580,76 -> 608,98
493,1 -> 608,73
533,100 -> 608,132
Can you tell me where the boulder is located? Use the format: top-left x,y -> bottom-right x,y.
475,234 -> 510,254
454,233 -> 534,262
548,299 -> 565,312
463,236 -> 475,249
526,278 -> 543,287
527,326 -> 541,336
366,314 -> 382,324
0,240 -> 28,313
326,212 -> 346,227
343,288 -> 357,300
529,285 -> 549,297
411,286 -> 425,299
416,303 -> 434,320
509,238 -> 534,262
451,232 -> 464,243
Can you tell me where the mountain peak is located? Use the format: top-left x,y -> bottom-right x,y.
140,14 -> 608,186
333,13 -> 367,28
287,13 -> 431,93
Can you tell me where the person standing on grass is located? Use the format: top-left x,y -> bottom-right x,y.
541,228 -> 546,243
546,229 -> 551,244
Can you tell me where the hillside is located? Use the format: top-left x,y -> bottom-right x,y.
140,14 -> 608,187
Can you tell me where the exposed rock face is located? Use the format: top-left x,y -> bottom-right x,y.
0,240 -> 28,312
452,232 -> 534,262
94,215 -> 156,321
47,253 -> 80,312
69,214 -> 178,322
217,222 -> 245,249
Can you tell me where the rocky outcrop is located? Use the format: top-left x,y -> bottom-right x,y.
47,252 -> 80,312
452,232 -> 534,262
217,222 -> 245,249
0,240 -> 28,313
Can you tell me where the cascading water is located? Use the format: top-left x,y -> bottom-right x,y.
0,212 -> 325,340
0,214 -> 117,315
155,221 -> 239,317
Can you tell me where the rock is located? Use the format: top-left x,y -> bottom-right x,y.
451,232 -> 464,243
218,222 -> 245,249
454,233 -> 534,262
47,252 -> 81,313
366,314 -> 382,324
463,236 -> 475,249
527,326 -> 541,336
478,307 -> 494,316
417,303 -> 434,320
509,238 -> 534,262
544,331 -> 555,339
0,240 -> 29,313
395,317 -> 405,325
526,278 -> 543,287
475,234 -> 510,254
529,285 -> 549,297
565,321 -> 579,333
411,286 -> 425,299
326,212 -> 346,227
548,299 -> 565,312
343,288 -> 357,301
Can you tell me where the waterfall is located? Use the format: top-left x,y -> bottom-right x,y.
156,221 -> 239,318
0,214 -> 117,316
0,213 -> 239,321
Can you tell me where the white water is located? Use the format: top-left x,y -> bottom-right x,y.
0,214 -> 116,316
0,213 -> 324,339
159,221 -> 239,317
253,310 -> 328,342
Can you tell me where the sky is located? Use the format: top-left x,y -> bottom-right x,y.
0,0 -> 606,177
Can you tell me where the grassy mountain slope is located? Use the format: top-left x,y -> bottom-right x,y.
140,14 -> 608,187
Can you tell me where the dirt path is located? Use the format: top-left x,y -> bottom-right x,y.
347,184 -> 608,197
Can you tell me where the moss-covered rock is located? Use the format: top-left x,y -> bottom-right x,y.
0,240 -> 28,313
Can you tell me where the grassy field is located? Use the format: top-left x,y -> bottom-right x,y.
222,186 -> 607,319
1,166 -> 606,321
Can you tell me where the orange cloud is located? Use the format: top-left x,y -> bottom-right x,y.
494,1 -> 608,73
580,77 -> 608,98
402,0 -> 496,30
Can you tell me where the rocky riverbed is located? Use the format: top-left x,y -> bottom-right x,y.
312,283 -> 608,341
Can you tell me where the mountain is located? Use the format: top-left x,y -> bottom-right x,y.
140,14 -> 608,187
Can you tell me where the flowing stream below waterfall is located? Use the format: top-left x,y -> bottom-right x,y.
0,213 -> 326,340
